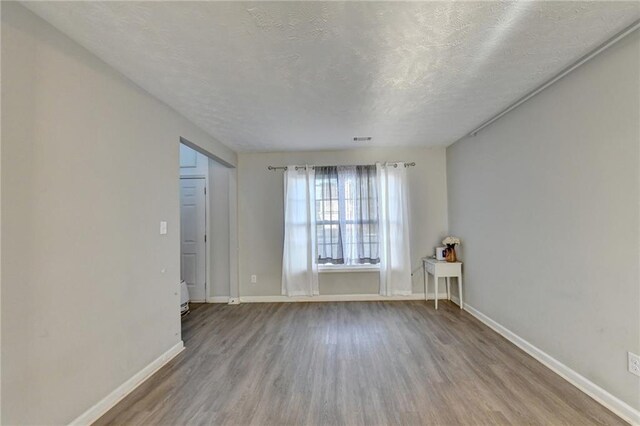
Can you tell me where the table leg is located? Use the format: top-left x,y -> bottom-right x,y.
423,262 -> 428,301
446,277 -> 451,301
434,275 -> 439,310
458,274 -> 463,309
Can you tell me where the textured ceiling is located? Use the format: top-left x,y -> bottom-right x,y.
23,1 -> 640,151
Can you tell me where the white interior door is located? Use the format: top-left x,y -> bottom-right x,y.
180,177 -> 207,302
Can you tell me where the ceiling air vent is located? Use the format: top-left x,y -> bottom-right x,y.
353,136 -> 372,142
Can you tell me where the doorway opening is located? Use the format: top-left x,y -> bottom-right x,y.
180,144 -> 209,305
179,141 -> 237,318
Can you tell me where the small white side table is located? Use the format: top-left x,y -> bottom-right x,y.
422,257 -> 463,310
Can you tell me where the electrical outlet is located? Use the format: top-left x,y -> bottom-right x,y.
251,275 -> 257,283
628,352 -> 640,377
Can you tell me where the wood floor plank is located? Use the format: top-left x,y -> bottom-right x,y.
95,301 -> 625,425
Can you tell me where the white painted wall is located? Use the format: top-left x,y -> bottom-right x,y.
0,3 -> 236,424
447,30 -> 640,411
238,148 -> 449,297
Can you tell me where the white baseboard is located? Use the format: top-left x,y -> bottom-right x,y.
206,296 -> 229,303
239,292 -> 451,303
69,341 -> 185,426
463,303 -> 640,426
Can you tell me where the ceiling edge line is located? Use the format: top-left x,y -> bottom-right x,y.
453,18 -> 640,144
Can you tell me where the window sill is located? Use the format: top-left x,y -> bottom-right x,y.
318,264 -> 380,273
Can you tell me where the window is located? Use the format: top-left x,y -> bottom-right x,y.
315,165 -> 380,267
315,167 -> 343,264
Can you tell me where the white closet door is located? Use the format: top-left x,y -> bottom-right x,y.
180,177 -> 207,302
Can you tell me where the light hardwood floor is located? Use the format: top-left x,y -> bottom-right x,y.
96,301 -> 624,425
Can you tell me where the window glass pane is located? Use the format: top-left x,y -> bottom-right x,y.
314,165 -> 380,265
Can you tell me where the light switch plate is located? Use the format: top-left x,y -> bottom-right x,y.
251,275 -> 257,283
160,221 -> 168,235
628,352 -> 640,377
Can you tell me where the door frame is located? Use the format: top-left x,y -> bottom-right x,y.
180,137 -> 239,305
180,175 -> 210,302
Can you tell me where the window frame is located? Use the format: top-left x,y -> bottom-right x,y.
314,167 -> 380,271
318,263 -> 380,273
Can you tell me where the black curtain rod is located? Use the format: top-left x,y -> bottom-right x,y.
267,162 -> 416,171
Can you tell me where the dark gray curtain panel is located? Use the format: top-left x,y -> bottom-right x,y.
352,165 -> 379,264
315,166 -> 343,264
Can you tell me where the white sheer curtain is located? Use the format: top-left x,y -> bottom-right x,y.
376,163 -> 412,296
282,165 -> 319,296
